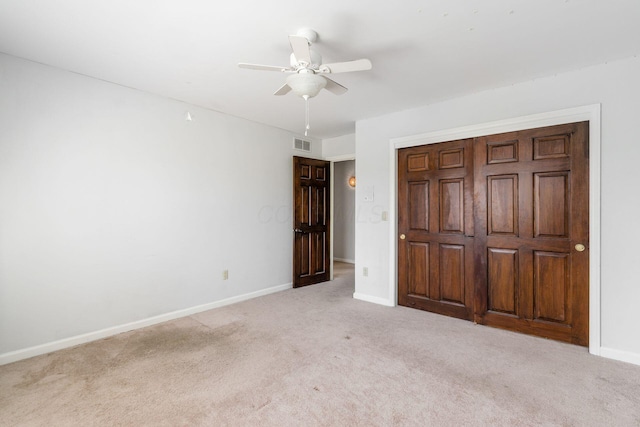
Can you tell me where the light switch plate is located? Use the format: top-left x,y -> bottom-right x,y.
362,186 -> 374,202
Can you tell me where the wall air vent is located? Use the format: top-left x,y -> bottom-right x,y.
294,137 -> 312,152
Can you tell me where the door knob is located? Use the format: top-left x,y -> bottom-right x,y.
294,228 -> 303,233
575,243 -> 586,252
400,234 -> 406,240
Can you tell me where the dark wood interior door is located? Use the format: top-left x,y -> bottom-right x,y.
293,156 -> 330,288
397,139 -> 475,320
474,122 -> 589,345
397,122 -> 589,346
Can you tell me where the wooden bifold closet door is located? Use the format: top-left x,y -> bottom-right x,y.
397,139 -> 475,321
398,122 -> 589,346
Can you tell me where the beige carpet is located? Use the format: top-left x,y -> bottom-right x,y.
1,262 -> 639,426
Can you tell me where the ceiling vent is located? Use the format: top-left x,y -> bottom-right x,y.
294,137 -> 312,152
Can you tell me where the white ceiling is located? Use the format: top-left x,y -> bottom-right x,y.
1,0 -> 638,139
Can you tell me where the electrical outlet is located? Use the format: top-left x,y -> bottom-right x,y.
223,270 -> 229,280
363,267 -> 368,277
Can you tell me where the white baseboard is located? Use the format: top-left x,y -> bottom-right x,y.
599,347 -> 640,366
0,282 -> 292,366
353,292 -> 395,307
334,258 -> 355,264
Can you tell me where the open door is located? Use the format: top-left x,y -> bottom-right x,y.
293,156 -> 331,287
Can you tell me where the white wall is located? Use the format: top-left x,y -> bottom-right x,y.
333,160 -> 355,263
322,133 -> 355,159
0,53 -> 314,360
354,55 -> 640,363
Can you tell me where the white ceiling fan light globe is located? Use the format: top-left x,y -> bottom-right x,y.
286,73 -> 327,98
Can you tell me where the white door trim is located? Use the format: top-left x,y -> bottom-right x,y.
325,154 -> 356,281
388,104 -> 601,356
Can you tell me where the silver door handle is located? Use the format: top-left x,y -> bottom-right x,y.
294,228 -> 303,233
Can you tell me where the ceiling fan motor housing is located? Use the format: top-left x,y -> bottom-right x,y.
290,49 -> 322,69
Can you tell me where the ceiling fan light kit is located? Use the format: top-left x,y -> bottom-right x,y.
286,72 -> 327,99
238,28 -> 372,135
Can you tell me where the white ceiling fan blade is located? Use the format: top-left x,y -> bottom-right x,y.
273,83 -> 291,96
323,77 -> 348,95
289,35 -> 312,65
238,63 -> 291,72
319,59 -> 372,74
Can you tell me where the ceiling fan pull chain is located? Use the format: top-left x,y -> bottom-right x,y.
304,95 -> 310,136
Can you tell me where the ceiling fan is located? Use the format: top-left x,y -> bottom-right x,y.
238,28 -> 372,135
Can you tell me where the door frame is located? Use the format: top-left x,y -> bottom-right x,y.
388,104 -> 601,356
326,154 -> 356,281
